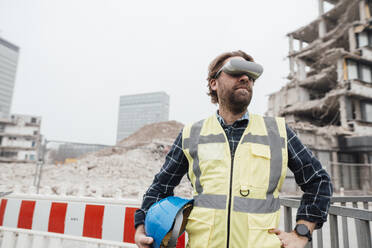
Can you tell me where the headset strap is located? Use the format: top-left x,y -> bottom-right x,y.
167,210 -> 184,247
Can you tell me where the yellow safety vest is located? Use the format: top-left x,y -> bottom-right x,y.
182,113 -> 288,248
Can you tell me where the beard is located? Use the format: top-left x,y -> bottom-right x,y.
220,86 -> 252,115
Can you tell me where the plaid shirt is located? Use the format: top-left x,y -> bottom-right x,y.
134,112 -> 333,229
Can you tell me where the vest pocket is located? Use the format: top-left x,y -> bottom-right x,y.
251,143 -> 271,159
248,144 -> 271,190
247,212 -> 281,247
247,228 -> 282,248
247,211 -> 279,229
185,207 -> 215,248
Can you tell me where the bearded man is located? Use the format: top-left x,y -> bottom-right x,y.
134,50 -> 333,248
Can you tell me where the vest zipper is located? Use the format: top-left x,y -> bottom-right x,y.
223,121 -> 249,248
226,154 -> 234,248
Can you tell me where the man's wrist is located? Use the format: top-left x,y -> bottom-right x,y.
296,220 -> 316,234
136,224 -> 145,231
294,224 -> 312,242
134,219 -> 145,229
291,230 -> 309,243
294,220 -> 315,242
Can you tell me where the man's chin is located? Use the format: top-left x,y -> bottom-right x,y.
231,96 -> 251,106
228,100 -> 250,114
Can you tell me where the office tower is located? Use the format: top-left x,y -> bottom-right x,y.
116,92 -> 170,142
0,37 -> 19,119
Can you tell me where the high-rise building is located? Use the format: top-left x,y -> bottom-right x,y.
267,0 -> 372,192
116,92 -> 169,142
0,37 -> 19,119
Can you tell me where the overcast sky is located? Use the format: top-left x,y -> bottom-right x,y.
0,0 -> 326,145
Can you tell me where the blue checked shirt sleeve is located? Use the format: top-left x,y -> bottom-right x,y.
134,131 -> 189,228
286,125 -> 333,229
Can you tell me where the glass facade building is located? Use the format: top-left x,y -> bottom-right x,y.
116,92 -> 170,142
0,37 -> 19,119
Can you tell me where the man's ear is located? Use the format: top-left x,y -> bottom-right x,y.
210,79 -> 218,91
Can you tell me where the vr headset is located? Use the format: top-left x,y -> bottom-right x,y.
215,57 -> 264,81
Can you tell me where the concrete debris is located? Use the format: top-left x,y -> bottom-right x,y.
299,65 -> 337,90
119,120 -> 184,147
0,121 -> 193,199
280,87 -> 344,117
288,121 -> 352,137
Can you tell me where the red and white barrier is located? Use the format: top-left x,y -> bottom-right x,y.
0,194 -> 186,248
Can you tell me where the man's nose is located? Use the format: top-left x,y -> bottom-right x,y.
238,74 -> 253,83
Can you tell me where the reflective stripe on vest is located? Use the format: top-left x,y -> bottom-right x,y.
183,115 -> 285,214
183,120 -> 204,194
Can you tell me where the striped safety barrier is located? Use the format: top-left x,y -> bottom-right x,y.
0,196 -> 186,247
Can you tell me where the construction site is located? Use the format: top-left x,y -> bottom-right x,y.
267,0 -> 372,193
0,0 -> 372,247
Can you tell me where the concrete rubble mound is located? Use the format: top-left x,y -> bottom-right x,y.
1,121 -> 193,199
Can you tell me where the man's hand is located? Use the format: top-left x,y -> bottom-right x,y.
268,229 -> 308,248
135,224 -> 153,248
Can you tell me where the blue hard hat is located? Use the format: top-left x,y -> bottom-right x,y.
145,196 -> 193,248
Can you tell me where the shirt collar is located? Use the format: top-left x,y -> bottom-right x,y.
216,110 -> 249,126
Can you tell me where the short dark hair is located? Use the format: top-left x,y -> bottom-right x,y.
207,50 -> 254,104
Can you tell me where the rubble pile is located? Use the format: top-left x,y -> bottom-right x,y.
0,121 -> 193,199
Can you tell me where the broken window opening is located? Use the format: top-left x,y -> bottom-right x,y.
346,59 -> 372,83
295,110 -> 340,127
309,90 -> 326,100
356,30 -> 372,48
345,96 -> 354,121
31,117 -> 37,124
347,60 -> 358,80
302,41 -> 309,49
360,101 -> 372,122
361,64 -> 372,83
338,152 -> 361,190
0,151 -> 18,158
352,100 -> 356,120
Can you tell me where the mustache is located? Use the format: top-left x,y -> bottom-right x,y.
233,81 -> 252,91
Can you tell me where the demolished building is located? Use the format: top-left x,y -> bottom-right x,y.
267,0 -> 372,192
0,114 -> 41,163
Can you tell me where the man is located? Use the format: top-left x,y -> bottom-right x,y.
134,50 -> 333,248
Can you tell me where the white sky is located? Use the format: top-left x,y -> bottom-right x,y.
0,0 -> 322,145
